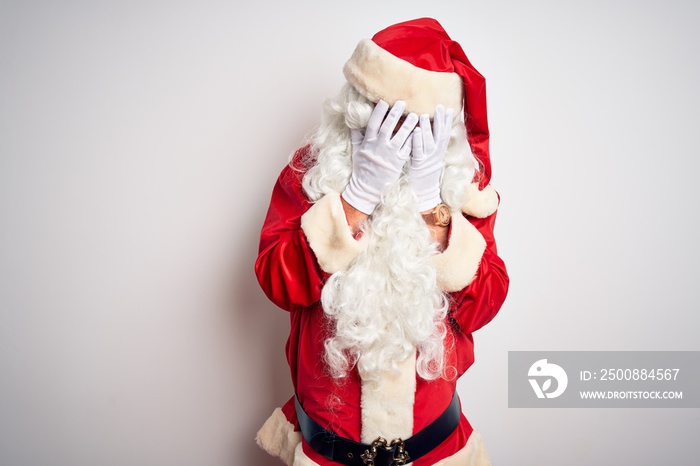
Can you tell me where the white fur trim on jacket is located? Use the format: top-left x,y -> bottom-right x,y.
432,212 -> 487,292
255,408 -> 301,466
360,352 -> 417,443
433,429 -> 492,466
301,193 -> 368,274
461,183 -> 499,219
292,442 -> 321,466
343,39 -> 463,116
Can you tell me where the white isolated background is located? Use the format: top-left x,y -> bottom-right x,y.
1,1 -> 699,465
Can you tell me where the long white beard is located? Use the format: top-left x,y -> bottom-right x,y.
321,174 -> 449,383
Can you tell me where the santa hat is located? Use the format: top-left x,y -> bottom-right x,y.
343,18 -> 495,198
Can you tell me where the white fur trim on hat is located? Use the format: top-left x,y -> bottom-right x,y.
301,193 -> 368,274
433,429 -> 492,466
343,39 -> 463,116
255,408 -> 301,466
461,183 -> 499,218
360,352 -> 416,444
433,212 -> 487,292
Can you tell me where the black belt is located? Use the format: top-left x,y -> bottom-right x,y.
295,392 -> 460,466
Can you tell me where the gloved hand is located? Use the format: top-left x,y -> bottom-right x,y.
342,100 -> 419,214
409,105 -> 454,212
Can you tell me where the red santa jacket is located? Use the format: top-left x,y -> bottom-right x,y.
254,146 -> 509,466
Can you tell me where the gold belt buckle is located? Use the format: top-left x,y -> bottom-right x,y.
360,437 -> 411,466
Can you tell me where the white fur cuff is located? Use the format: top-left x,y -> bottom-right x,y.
433,213 -> 487,292
255,408 -> 301,466
461,183 -> 499,219
301,193 -> 368,274
343,39 -> 463,116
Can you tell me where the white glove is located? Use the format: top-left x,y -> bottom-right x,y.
342,100 -> 419,214
409,105 -> 454,212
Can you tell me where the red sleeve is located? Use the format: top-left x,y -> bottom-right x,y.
254,149 -> 325,311
449,209 -> 510,334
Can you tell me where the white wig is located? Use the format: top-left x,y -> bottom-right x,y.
302,83 -> 478,382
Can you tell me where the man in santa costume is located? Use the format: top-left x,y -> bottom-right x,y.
254,18 -> 509,466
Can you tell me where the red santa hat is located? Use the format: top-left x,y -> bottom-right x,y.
343,17 -> 493,189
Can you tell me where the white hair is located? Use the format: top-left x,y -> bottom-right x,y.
302,83 -> 478,382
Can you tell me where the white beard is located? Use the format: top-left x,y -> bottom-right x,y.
321,174 -> 449,383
